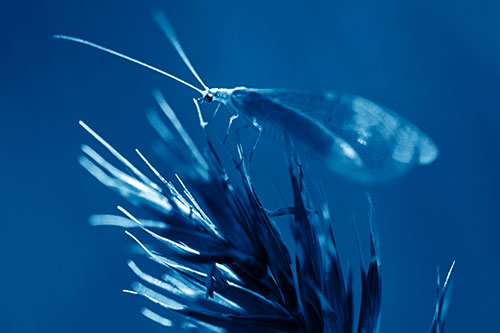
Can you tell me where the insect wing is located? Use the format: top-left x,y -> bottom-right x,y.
253,89 -> 438,183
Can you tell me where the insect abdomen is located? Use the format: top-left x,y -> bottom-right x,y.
230,90 -> 331,152
229,89 -> 363,172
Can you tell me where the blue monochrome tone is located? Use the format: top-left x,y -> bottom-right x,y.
2,1 -> 499,332
57,9 -> 439,184
77,87 -> 454,331
62,11 -> 448,332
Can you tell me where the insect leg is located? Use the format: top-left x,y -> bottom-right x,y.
248,119 -> 263,163
209,102 -> 222,123
232,119 -> 261,162
193,98 -> 208,128
223,114 -> 240,143
193,99 -> 221,129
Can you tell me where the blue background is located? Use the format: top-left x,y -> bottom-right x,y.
2,1 -> 498,332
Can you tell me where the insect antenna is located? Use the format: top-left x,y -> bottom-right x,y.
152,10 -> 209,91
53,34 -> 204,94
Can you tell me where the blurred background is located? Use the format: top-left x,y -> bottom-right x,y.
1,0 -> 499,332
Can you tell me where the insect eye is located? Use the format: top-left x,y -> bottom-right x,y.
203,94 -> 213,103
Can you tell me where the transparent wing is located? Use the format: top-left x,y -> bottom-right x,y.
248,89 -> 439,183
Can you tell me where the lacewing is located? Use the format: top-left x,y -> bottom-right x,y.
54,11 -> 438,184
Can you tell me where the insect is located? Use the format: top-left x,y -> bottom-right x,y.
54,11 -> 438,184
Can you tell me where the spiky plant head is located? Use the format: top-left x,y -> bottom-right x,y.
80,90 -> 453,332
